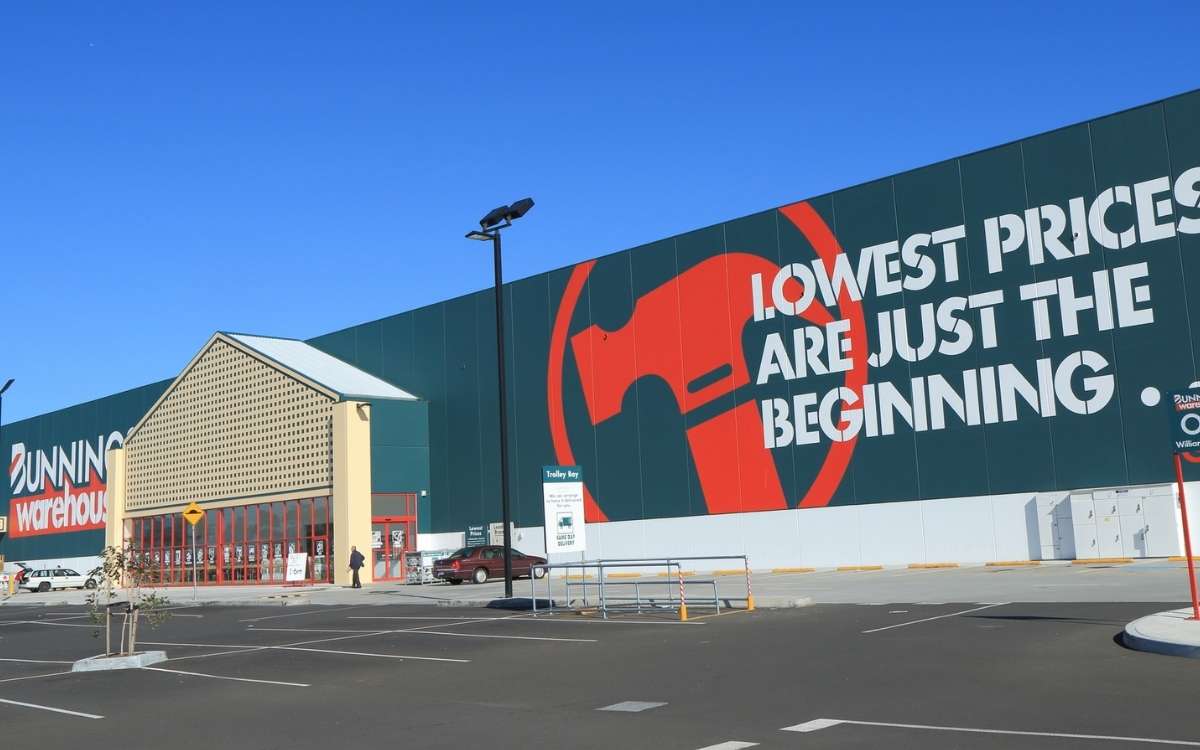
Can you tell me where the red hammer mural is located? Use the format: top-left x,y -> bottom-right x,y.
548,201 -> 868,521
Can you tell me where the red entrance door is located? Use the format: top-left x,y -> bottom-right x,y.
372,493 -> 417,581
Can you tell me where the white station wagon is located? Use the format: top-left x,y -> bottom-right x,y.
22,568 -> 97,593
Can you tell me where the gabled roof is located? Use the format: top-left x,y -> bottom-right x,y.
226,333 -> 416,402
126,331 -> 417,441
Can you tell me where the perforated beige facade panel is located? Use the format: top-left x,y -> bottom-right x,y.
125,339 -> 335,511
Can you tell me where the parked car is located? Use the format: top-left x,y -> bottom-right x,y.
433,546 -> 547,585
22,567 -> 97,593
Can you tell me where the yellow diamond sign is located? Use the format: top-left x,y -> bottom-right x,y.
182,502 -> 204,526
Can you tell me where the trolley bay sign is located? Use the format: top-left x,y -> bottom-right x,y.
543,466 -> 586,554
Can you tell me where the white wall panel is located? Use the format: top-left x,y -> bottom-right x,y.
857,502 -> 924,565
796,505 -> 860,567
990,493 -> 1038,561
738,508 -> 801,569
921,496 -> 996,563
417,531 -> 463,552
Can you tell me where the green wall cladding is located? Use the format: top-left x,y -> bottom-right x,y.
310,90 -> 1200,533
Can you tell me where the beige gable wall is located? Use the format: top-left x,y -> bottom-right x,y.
124,338 -> 335,511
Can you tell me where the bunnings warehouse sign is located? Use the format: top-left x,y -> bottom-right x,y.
7,432 -> 125,537
1169,389 -> 1200,454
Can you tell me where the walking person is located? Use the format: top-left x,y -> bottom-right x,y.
349,546 -> 365,588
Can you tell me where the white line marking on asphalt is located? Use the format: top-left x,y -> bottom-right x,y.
598,701 -> 667,712
0,657 -> 72,664
394,629 -> 596,643
0,671 -> 72,684
239,605 -> 363,623
785,719 -> 842,732
141,641 -> 261,650
347,616 -> 515,621
250,627 -> 378,634
782,718 -> 1200,746
251,625 -> 597,643
163,649 -> 262,663
695,742 -> 758,749
350,614 -> 704,626
887,610 -> 909,614
279,646 -> 470,662
0,697 -> 103,719
141,639 -> 471,663
2,620 -> 94,628
142,666 -> 309,687
861,603 -> 1007,634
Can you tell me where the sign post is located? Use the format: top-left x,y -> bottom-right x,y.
182,502 -> 205,602
542,466 -> 586,557
1167,389 -> 1200,621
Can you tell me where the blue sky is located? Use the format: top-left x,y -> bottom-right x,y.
1,2 -> 1196,423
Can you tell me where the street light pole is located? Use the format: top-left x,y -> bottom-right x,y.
467,198 -> 533,599
490,230 -> 515,598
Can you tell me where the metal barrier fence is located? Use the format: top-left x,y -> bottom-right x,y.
529,555 -> 754,621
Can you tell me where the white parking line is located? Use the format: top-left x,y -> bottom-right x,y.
860,603 -> 1007,634
0,670 -> 72,684
251,625 -> 597,643
696,742 -> 758,750
0,657 -> 72,664
782,718 -> 1200,746
278,646 -> 469,663
1,620 -> 94,628
348,616 -> 514,621
395,630 -> 596,643
239,605 -> 363,623
142,666 -> 309,687
141,639 -> 471,664
0,697 -> 103,719
598,701 -> 667,712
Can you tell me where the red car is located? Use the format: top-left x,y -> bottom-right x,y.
433,546 -> 547,585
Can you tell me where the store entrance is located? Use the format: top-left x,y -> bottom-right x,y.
371,493 -> 417,582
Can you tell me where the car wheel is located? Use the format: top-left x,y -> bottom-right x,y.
85,579 -> 97,589
472,567 -> 489,585
447,578 -> 463,585
37,581 -> 50,593
532,567 -> 546,579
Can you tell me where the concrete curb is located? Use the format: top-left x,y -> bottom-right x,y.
73,651 -> 167,672
1123,608 -> 1200,658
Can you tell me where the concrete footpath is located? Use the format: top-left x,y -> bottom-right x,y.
3,558 -> 1197,609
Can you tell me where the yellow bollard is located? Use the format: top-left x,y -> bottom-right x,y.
678,603 -> 688,621
746,594 -> 756,612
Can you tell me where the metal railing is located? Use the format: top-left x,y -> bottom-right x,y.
529,555 -> 754,620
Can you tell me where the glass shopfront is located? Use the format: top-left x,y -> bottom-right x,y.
127,497 -> 332,585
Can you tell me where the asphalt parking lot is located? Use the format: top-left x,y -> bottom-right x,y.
2,600 -> 1199,749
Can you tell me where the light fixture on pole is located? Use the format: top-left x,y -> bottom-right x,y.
466,197 -> 534,598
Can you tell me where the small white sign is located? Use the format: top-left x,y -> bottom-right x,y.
285,552 -> 308,582
543,465 -> 586,554
371,530 -> 383,549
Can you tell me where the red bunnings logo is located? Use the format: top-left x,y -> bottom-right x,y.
547,201 -> 866,522
7,433 -> 124,537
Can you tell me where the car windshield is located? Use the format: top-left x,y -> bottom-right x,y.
446,548 -> 472,559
